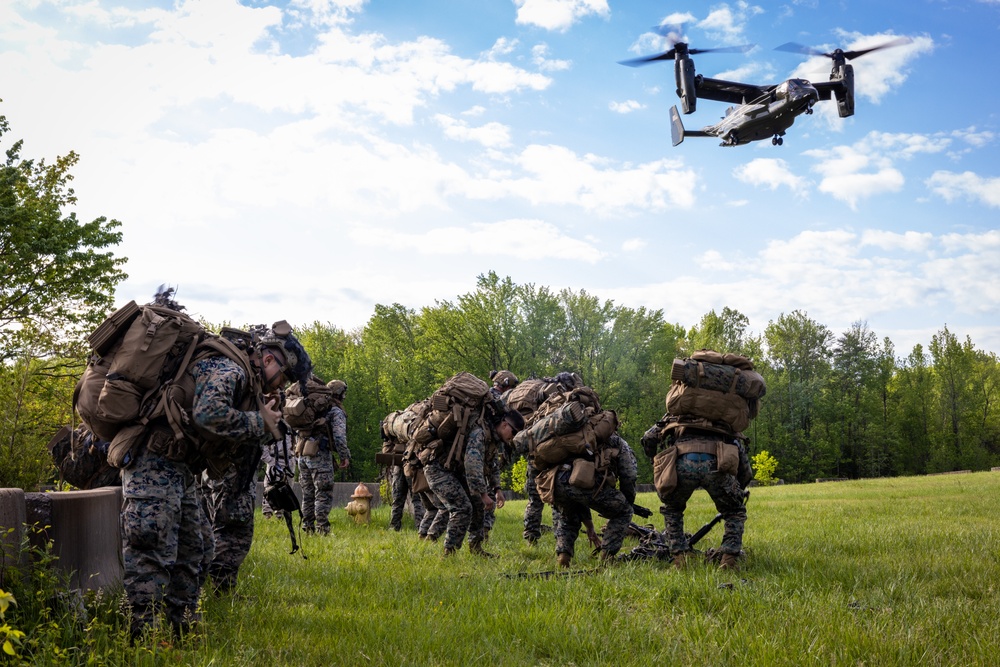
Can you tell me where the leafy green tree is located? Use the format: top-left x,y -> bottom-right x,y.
760,310 -> 833,482
0,113 -> 127,361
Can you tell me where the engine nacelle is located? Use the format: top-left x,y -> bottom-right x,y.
831,63 -> 855,118
675,58 -> 697,114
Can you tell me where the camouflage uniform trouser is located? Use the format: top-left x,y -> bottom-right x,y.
417,489 -> 448,539
524,461 -> 561,541
121,447 -> 210,636
423,462 -> 484,551
552,470 -> 633,558
298,452 -> 335,534
659,455 -> 747,555
203,467 -> 256,593
390,465 -> 426,531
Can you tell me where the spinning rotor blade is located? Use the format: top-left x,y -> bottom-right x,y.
840,37 -> 912,60
619,49 -> 676,66
690,44 -> 755,56
776,36 -> 911,61
619,43 -> 754,66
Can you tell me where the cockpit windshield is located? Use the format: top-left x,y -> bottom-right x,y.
775,79 -> 817,101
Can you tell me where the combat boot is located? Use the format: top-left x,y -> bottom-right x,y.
469,541 -> 497,559
672,552 -> 689,570
719,553 -> 739,571
442,546 -> 457,558
556,552 -> 572,568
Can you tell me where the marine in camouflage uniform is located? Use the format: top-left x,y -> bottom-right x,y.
298,383 -> 351,534
523,462 -> 562,543
122,334 -> 299,637
551,435 -> 637,562
647,425 -> 751,565
424,410 -> 523,556
389,464 -> 426,531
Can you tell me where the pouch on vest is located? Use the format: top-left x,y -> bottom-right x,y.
411,467 -> 430,494
717,442 -> 740,476
535,466 -> 558,504
569,458 -> 596,490
299,436 -> 319,457
653,446 -> 678,496
107,423 -> 146,469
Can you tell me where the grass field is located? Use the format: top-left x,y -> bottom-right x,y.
27,472 -> 1000,666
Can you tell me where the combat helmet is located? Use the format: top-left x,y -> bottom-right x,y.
327,379 -> 347,397
492,370 -> 519,390
258,320 -> 313,393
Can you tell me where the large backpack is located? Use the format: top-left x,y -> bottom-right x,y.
512,384 -> 619,482
375,400 -> 429,466
405,372 -> 499,472
664,349 -> 766,433
74,300 -> 259,473
283,377 -> 336,431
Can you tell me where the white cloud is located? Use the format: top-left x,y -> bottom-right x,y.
609,100 -> 645,114
926,171 -> 1000,208
462,144 -> 699,213
485,37 -> 518,59
696,2 -> 764,43
434,114 -> 512,148
514,0 -> 610,32
349,219 -> 606,262
532,43 -> 572,72
622,238 -> 646,252
952,127 -> 995,148
803,131 -> 947,208
733,158 -> 808,195
860,230 -> 933,253
601,228 -> 1000,355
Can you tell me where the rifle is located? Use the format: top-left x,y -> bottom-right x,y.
619,489 -> 749,562
632,503 -> 653,519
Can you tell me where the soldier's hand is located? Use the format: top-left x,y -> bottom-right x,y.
339,458 -> 350,470
261,397 -> 283,440
495,490 -> 505,509
480,492 -> 494,512
587,528 -> 602,550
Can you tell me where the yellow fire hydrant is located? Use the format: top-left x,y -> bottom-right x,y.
346,482 -> 373,524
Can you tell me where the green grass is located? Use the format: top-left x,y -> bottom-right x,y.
19,473 -> 1000,665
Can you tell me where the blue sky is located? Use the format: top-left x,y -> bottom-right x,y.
1,0 -> 997,355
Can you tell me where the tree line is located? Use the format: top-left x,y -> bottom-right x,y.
291,272 -> 1000,485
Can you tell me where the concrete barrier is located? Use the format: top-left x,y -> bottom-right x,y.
23,488 -> 123,591
0,488 -> 27,567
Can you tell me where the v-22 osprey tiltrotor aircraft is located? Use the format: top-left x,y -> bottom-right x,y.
620,28 -> 911,147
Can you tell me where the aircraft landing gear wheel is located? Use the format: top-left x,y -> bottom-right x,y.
778,137 -> 784,145
772,137 -> 778,146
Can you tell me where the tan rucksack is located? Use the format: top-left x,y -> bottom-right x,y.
75,301 -> 258,473
664,349 -> 766,433
75,301 -> 203,443
283,377 -> 336,431
404,372 -> 498,472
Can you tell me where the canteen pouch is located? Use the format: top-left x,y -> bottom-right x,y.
108,423 -> 146,470
299,437 -> 319,457
411,468 -> 429,494
717,442 -> 740,476
653,446 -> 678,496
568,458 -> 596,490
534,466 -> 558,504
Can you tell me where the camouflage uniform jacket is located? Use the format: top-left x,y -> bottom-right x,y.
464,423 -> 501,496
321,405 -> 351,462
190,355 -> 271,451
